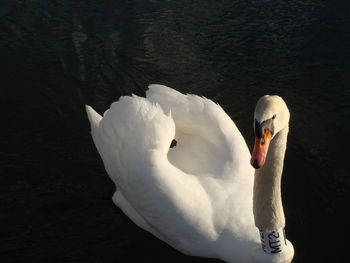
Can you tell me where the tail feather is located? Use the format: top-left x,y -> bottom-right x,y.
85,105 -> 102,130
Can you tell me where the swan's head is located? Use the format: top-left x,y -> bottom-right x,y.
250,95 -> 290,169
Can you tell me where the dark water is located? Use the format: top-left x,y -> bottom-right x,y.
1,1 -> 349,262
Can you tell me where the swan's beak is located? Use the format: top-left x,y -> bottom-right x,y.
250,129 -> 272,169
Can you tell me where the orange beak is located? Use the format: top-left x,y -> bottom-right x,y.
250,129 -> 273,169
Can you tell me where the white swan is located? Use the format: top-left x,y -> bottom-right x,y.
86,85 -> 294,263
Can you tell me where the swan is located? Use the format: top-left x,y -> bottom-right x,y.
86,84 -> 294,263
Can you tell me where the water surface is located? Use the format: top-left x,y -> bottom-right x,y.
1,1 -> 349,262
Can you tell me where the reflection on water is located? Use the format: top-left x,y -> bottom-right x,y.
1,0 -> 349,262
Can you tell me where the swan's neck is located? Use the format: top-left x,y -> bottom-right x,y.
253,127 -> 288,232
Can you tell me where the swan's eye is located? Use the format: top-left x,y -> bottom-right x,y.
272,114 -> 276,120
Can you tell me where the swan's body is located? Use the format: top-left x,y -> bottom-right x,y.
86,85 -> 294,263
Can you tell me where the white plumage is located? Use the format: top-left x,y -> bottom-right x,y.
86,84 -> 294,263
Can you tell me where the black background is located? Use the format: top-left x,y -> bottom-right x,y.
1,1 -> 349,262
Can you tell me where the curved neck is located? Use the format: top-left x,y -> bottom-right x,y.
253,127 -> 288,232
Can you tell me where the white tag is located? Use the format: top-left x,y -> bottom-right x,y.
259,228 -> 288,254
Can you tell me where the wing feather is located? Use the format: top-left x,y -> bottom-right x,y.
87,95 -> 218,252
